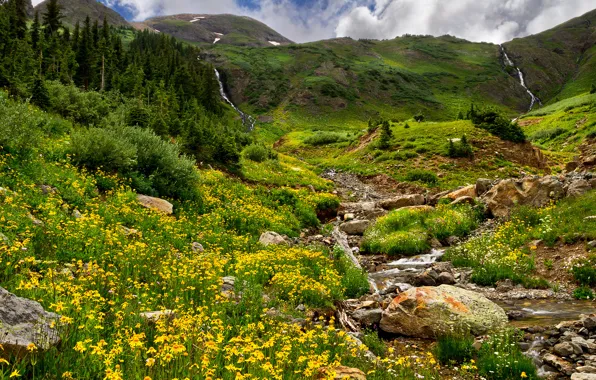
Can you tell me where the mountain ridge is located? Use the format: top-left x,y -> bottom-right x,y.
34,0 -> 130,27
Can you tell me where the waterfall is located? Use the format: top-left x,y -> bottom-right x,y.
501,45 -> 542,112
213,68 -> 256,131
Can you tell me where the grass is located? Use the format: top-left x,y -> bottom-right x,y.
446,191 -> 596,287
361,204 -> 481,256
435,334 -> 475,365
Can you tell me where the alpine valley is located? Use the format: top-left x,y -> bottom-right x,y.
0,1 -> 596,379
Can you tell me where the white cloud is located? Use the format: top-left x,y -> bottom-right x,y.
33,0 -> 595,44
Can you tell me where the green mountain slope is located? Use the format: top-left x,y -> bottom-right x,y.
133,14 -> 293,47
34,0 -> 130,27
503,9 -> 596,103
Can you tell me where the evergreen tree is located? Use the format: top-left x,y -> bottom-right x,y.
42,0 -> 63,36
591,83 -> 596,94
75,17 -> 93,89
10,0 -> 29,39
457,110 -> 464,120
31,78 -> 50,110
31,11 -> 40,50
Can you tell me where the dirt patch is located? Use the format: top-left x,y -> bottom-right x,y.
518,118 -> 544,127
360,174 -> 426,197
472,138 -> 550,170
533,242 -> 590,294
348,130 -> 379,153
273,136 -> 287,149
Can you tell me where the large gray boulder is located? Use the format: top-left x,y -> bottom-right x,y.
137,194 -> 174,214
377,194 -> 425,211
0,287 -> 61,358
259,231 -> 289,246
379,285 -> 508,338
339,220 -> 370,235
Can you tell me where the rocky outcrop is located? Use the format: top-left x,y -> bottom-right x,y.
139,310 -> 176,323
379,285 -> 508,338
137,194 -> 174,214
377,194 -> 425,211
0,287 -> 61,358
445,185 -> 476,200
340,220 -> 370,235
259,231 -> 290,246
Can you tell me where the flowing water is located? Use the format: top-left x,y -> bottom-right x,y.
499,299 -> 596,328
500,45 -> 542,112
214,68 -> 256,131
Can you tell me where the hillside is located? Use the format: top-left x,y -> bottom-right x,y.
34,0 -> 130,27
503,9 -> 596,103
133,14 -> 293,47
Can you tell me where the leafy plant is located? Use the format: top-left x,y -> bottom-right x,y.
470,106 -> 526,142
405,169 -> 438,185
436,334 -> 475,365
574,286 -> 594,300
242,143 -> 278,162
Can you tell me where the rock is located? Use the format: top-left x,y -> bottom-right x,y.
429,238 -> 442,249
451,196 -> 476,206
191,242 -> 204,253
447,185 -> 476,200
344,213 -> 356,221
413,269 -> 438,286
72,209 -> 82,219
221,276 -> 235,292
119,226 -> 139,236
379,285 -> 508,338
339,202 -> 386,219
544,353 -> 575,376
496,279 -> 514,293
572,373 -> 596,380
566,161 -> 580,172
482,176 -> 565,218
573,336 -> 596,353
351,308 -> 382,327
555,342 -> 575,357
317,366 -> 367,380
27,213 -> 44,226
137,194 -> 173,214
588,241 -> 596,249
340,220 -> 370,235
259,231 -> 289,246
295,304 -> 306,312
139,310 -> 176,323
39,185 -> 57,195
577,366 -> 596,374
446,236 -> 460,246
0,232 -> 9,244
584,155 -> 596,167
567,180 -> 593,197
583,316 -> 596,331
437,272 -> 456,285
476,178 -> 493,196
0,287 -> 61,358
377,194 -> 425,211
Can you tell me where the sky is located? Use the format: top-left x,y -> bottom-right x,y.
33,0 -> 596,44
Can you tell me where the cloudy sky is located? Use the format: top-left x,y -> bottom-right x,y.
34,0 -> 595,43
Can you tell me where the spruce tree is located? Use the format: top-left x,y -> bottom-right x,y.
42,0 -> 62,36
591,83 -> 596,94
31,11 -> 40,50
31,78 -> 50,110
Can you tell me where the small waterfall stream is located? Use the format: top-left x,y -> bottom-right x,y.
501,45 -> 542,112
214,68 -> 256,131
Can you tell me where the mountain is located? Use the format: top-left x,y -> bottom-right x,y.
34,0 -> 130,27
132,14 -> 293,47
503,8 -> 596,103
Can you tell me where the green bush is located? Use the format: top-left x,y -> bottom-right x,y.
71,125 -> 200,200
571,255 -> 596,287
334,247 -> 370,299
46,81 -> 112,126
574,286 -> 594,300
447,135 -> 473,158
477,331 -> 538,380
361,330 -> 387,357
470,106 -> 526,143
530,127 -> 566,142
405,169 -> 438,185
436,334 -> 474,365
0,95 -> 43,156
304,131 -> 350,146
242,143 -> 278,163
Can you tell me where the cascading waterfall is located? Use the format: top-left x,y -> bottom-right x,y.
214,68 -> 256,131
500,45 -> 542,112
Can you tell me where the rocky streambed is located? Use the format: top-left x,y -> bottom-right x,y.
319,170 -> 596,379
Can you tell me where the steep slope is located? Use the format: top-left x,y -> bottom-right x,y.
204,35 -> 529,123
503,9 -> 596,103
133,14 -> 293,47
34,0 -> 130,27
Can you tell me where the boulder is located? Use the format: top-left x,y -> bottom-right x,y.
137,194 -> 173,214
351,308 -> 382,327
379,285 -> 508,338
482,176 -> 565,218
0,287 -> 61,358
340,220 -> 370,235
572,373 -> 596,380
450,196 -> 476,206
317,366 -> 366,380
139,310 -> 176,323
543,353 -> 574,376
338,202 -> 386,219
259,231 -> 289,246
554,342 -> 575,357
191,242 -> 205,253
377,194 -> 425,211
446,185 -> 476,200
437,272 -> 456,285
476,179 -> 493,196
567,179 -> 592,197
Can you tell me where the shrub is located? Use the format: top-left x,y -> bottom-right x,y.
304,131 -> 349,146
71,128 -> 138,173
243,143 -> 278,163
413,113 -> 425,122
361,330 -> 387,357
530,127 -> 566,141
0,95 -> 43,156
447,135 -> 473,158
46,81 -> 112,126
334,248 -> 370,299
470,106 -> 526,142
571,255 -> 596,287
405,169 -> 438,185
574,286 -> 594,300
436,334 -> 474,365
591,83 -> 596,94
477,331 -> 538,380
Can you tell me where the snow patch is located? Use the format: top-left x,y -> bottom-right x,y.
190,17 -> 205,23
214,32 -> 224,36
268,41 -> 281,46
213,38 -> 221,44
154,29 -> 160,33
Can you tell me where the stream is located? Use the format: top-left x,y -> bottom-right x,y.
501,45 -> 542,112
214,68 -> 256,131
500,299 -> 596,328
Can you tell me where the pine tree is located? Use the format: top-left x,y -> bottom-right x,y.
31,78 -> 50,110
10,0 -> 28,39
42,0 -> 62,36
591,83 -> 596,94
31,11 -> 40,50
75,17 -> 93,89
457,110 -> 464,120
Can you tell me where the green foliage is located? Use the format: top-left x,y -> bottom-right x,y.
413,113 -> 425,122
31,78 -> 51,110
571,254 -> 596,287
242,143 -> 278,163
362,204 -> 479,256
447,135 -> 473,158
333,247 -> 370,299
470,106 -> 526,142
574,286 -> 594,300
361,330 -> 387,357
591,83 -> 596,94
71,125 -> 200,200
435,334 -> 474,365
304,131 -> 350,146
405,169 -> 438,185
477,331 -> 538,380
